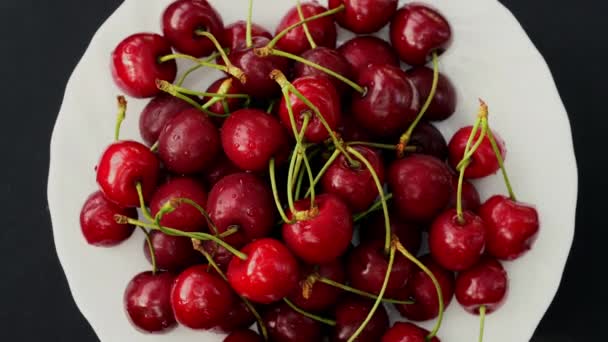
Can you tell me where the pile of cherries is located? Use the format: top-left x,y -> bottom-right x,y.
80,0 -> 540,341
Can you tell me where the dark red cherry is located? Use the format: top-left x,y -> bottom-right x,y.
479,195 -> 540,260
158,108 -> 220,174
96,140 -> 160,208
139,93 -> 192,146
448,126 -> 506,179
361,212 -> 422,256
390,4 -> 451,66
275,2 -> 337,55
338,36 -> 399,74
263,302 -> 323,342
408,122 -> 448,160
224,330 -> 264,342
202,77 -> 247,120
382,322 -> 441,342
352,64 -> 419,138
171,265 -> 235,329
395,255 -> 455,322
221,108 -> 290,171
288,260 -> 345,312
278,76 -> 341,143
429,209 -> 486,271
111,33 -> 177,98
293,47 -> 353,96
227,238 -> 300,304
143,231 -> 201,271
321,146 -> 384,212
445,176 -> 481,212
216,300 -> 256,333
337,118 -> 372,142
149,177 -> 208,232
388,155 -> 452,222
406,66 -> 456,121
162,0 -> 224,57
200,239 -> 234,272
80,191 -> 136,246
202,152 -> 241,187
283,194 -> 353,264
124,271 -> 176,333
332,297 -> 389,342
455,256 -> 508,314
329,0 -> 398,34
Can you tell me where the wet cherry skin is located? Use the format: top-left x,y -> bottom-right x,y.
149,177 -> 208,232
338,36 -> 399,75
329,0 -> 398,34
332,297 -> 389,342
293,47 -> 353,96
263,302 -> 323,342
139,93 -> 192,146
223,20 -> 272,51
80,191 -> 136,246
455,256 -> 508,314
448,126 -> 507,179
202,152 -> 242,187
124,271 -> 176,333
382,322 -> 441,342
275,2 -> 337,55
288,259 -> 346,312
407,122 -> 448,161
406,66 -> 456,122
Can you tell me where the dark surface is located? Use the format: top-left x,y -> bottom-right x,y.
0,0 -> 604,341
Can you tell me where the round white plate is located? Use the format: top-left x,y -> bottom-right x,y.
48,0 -> 578,341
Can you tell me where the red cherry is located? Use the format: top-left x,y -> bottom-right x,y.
263,302 -> 323,342
143,231 -> 201,271
80,191 -> 136,246
221,109 -> 290,171
202,152 -> 242,187
275,2 -> 337,55
329,0 -> 398,34
158,108 -> 220,174
171,265 -> 235,329
224,330 -> 264,342
149,177 -> 208,232
96,140 -> 160,208
288,260 -> 345,312
429,209 -> 486,271
223,21 -> 272,52
202,77 -> 247,121
445,176 -> 481,212
388,155 -> 452,222
448,126 -> 506,179
332,297 -> 389,342
283,194 -> 353,264
408,122 -> 448,160
390,4 -> 451,66
455,256 -> 508,314
293,47 -> 353,96
227,238 -> 300,304
394,255 -> 455,322
321,146 -> 384,212
361,212 -> 422,256
338,36 -> 399,75
199,239 -> 234,272
406,66 -> 456,121
352,64 -> 420,138
215,300 -> 256,333
278,76 -> 341,143
124,271 -> 176,333
382,322 -> 441,342
337,117 -> 372,142
479,195 -> 540,260
139,93 -> 191,146
111,33 -> 177,98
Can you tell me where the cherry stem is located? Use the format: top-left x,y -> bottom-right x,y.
175,52 -> 222,87
246,0 -> 254,48
316,277 -> 413,305
159,53 -> 227,72
484,121 -> 516,200
158,81 -> 250,100
283,298 -> 336,326
295,148 -> 320,200
305,149 -> 340,198
478,305 -> 486,342
352,193 -> 394,222
456,121 -> 487,221
269,158 -> 293,224
141,227 -> 157,275
266,100 -> 276,113
347,141 -> 404,151
172,197 -> 219,235
194,30 -> 232,67
114,96 -> 127,141
296,0 -> 317,49
149,141 -> 159,152
135,182 -> 155,222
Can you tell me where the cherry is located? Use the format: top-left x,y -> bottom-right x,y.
321,146 -> 384,212
332,297 -> 389,342
387,155 -> 452,223
338,36 -> 399,75
429,209 -> 486,271
224,330 -> 264,342
337,117 -> 372,142
223,20 -> 272,52
361,212 -> 422,256
202,152 -> 241,187
124,271 -> 176,333
139,93 -> 191,146
171,265 -> 235,329
200,239 -> 234,272
329,0 -> 398,34
96,140 -> 160,207
293,47 -> 353,96
283,194 -> 353,264
448,126 -> 506,179
80,191 -> 136,246
352,64 -> 419,138
216,300 -> 256,333
288,260 -> 346,312
162,0 -> 224,57
455,256 -> 508,315
479,195 -> 540,260
406,66 -> 456,121
394,255 -> 455,322
278,76 -> 341,143
150,177 -> 208,232
143,231 -> 200,271
221,108 -> 290,171
408,122 -> 448,161
446,176 -> 481,212
382,322 -> 441,342
275,2 -> 337,55
263,302 -> 323,342
158,108 -> 220,174
111,33 -> 177,98
390,4 -> 451,66
227,238 -> 300,304
202,77 -> 247,119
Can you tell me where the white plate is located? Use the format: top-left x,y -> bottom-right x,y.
47,0 -> 578,341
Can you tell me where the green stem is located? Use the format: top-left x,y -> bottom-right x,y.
295,148 -> 320,200
283,298 -> 336,326
353,193 -> 394,222
456,120 -> 487,222
194,30 -> 232,66
149,141 -> 159,152
485,123 -> 516,200
346,141 -> 398,150
158,53 -> 227,72
114,96 -> 126,141
456,159 -> 469,222
286,146 -> 300,214
141,227 -> 157,274
269,158 -> 292,224
174,197 -> 219,234
478,305 -> 486,342
304,149 -> 340,198
317,277 -> 413,305
135,182 -> 154,222
266,99 -> 277,113
246,0 -> 253,48
456,120 -> 488,171
176,51 -> 223,86
297,0 -> 317,49
158,81 -> 249,99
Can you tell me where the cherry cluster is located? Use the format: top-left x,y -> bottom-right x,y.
79,0 -> 540,341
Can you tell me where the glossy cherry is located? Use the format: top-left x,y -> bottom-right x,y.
221,108 -> 290,171
149,177 -> 208,232
111,33 -> 177,98
448,126 -> 506,179
332,297 -> 389,342
361,212 -> 422,256
293,47 -> 353,96
202,152 -> 241,187
407,122 -> 448,161
264,302 -> 323,342
96,140 -> 160,207
382,322 -> 441,342
227,238 -> 300,304
223,20 -> 272,52
288,259 -> 346,312
455,256 -> 508,314
390,4 -> 451,66
143,231 -> 200,271
338,36 -> 399,74
329,0 -> 398,34
479,195 -> 540,260
352,64 -> 419,138
124,271 -> 176,333
216,300 -> 256,333
388,155 -> 452,222
80,191 -> 136,246
275,2 -> 337,55
406,66 -> 456,121
202,77 -> 247,119
445,176 -> 481,212
224,330 -> 264,342
429,209 -> 486,271
139,93 -> 192,146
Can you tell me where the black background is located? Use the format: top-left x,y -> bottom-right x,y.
0,0 -> 605,341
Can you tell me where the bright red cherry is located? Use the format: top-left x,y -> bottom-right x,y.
227,238 -> 299,304
263,302 -> 323,342
479,195 -> 540,260
429,209 -> 486,271
80,191 -> 136,246
202,152 -> 241,187
406,66 -> 456,121
223,20 -> 272,52
445,176 -> 481,212
408,122 -> 448,160
293,47 -> 353,96
143,231 -> 201,271
96,140 -> 160,208
221,109 -> 290,171
332,297 -> 389,342
149,177 -> 208,232
382,322 -> 441,342
124,271 -> 176,333
224,330 -> 264,342
329,0 -> 398,34
216,300 -> 256,333
455,256 -> 508,314
338,36 -> 399,75
288,260 -> 346,312
111,33 -> 177,98
361,212 -> 422,256
202,77 -> 247,120
390,4 -> 451,66
275,2 -> 337,55
139,93 -> 192,146
448,126 -> 507,179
